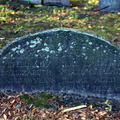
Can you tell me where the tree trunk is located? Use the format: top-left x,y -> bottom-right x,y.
99,0 -> 120,12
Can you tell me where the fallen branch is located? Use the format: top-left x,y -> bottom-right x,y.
96,5 -> 109,11
62,105 -> 87,113
85,5 -> 110,12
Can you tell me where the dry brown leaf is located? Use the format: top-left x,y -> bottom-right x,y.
10,98 -> 16,104
14,116 -> 20,120
81,116 -> 86,120
39,110 -> 47,117
8,111 -> 14,117
98,111 -> 107,116
22,114 -> 27,119
93,109 -> 99,113
1,104 -> 10,108
31,108 -> 37,116
59,105 -> 64,110
41,113 -> 46,118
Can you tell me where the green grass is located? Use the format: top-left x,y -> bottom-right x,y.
0,0 -> 120,48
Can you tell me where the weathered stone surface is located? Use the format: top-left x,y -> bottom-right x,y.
0,28 -> 120,99
99,0 -> 120,12
44,0 -> 70,7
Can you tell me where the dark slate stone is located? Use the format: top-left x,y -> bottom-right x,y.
0,28 -> 120,100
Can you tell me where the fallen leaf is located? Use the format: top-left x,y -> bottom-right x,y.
3,114 -> 7,120
10,98 -> 16,104
88,105 -> 93,109
98,111 -> 107,116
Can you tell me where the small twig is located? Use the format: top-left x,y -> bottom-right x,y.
96,5 -> 109,11
62,105 -> 87,113
85,5 -> 110,12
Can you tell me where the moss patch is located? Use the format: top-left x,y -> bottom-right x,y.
20,93 -> 57,108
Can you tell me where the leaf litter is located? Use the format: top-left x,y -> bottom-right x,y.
0,91 -> 120,120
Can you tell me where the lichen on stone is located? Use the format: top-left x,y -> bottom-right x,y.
44,47 -> 49,52
96,47 -> 99,49
35,54 -> 38,57
29,37 -> 42,48
70,46 -> 73,49
89,42 -> 93,45
58,43 -> 61,47
30,44 -> 36,48
82,47 -> 86,49
50,50 -> 55,54
11,45 -> 21,51
37,50 -> 40,53
58,46 -> 62,52
26,41 -> 29,45
82,53 -> 86,56
85,56 -> 88,59
44,43 -> 48,46
103,50 -> 106,53
19,49 -> 24,54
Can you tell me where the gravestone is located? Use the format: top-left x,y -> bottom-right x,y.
18,0 -> 70,7
19,0 -> 42,5
0,28 -> 120,100
44,0 -> 70,7
99,0 -> 120,12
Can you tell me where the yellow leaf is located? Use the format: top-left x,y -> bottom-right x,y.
88,105 -> 93,109
10,11 -> 15,14
31,108 -> 37,115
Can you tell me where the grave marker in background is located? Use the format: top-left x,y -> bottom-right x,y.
19,0 -> 42,5
44,0 -> 70,7
0,28 -> 120,99
18,0 -> 70,7
99,0 -> 120,12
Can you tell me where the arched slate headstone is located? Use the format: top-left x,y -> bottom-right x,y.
0,28 -> 120,99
